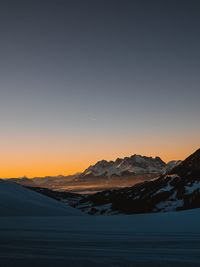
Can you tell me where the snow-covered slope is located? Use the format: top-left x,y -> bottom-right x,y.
69,149 -> 200,214
0,180 -> 82,216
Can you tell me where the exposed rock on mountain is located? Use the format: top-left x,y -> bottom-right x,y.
67,149 -> 200,214
6,155 -> 181,194
81,155 -> 167,177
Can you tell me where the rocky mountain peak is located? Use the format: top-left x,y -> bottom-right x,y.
82,154 -> 177,177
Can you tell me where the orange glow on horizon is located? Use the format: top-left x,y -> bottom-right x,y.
0,144 -> 198,178
0,130 -> 199,178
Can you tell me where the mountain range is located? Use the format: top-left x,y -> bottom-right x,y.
6,155 -> 181,193
5,148 -> 200,215
81,155 -> 181,177
69,148 -> 200,214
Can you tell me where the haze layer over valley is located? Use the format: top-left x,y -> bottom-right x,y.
6,155 -> 181,194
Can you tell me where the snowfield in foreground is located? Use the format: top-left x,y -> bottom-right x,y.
0,180 -> 81,216
0,209 -> 200,267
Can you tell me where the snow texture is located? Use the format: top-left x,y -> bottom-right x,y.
0,209 -> 200,266
185,181 -> 200,194
0,180 -> 82,216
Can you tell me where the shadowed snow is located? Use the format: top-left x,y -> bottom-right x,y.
0,180 -> 82,216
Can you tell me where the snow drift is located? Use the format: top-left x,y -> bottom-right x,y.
0,180 -> 82,216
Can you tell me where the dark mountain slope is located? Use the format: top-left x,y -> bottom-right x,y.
72,149 -> 200,214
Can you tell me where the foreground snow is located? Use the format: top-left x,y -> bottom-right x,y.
0,180 -> 81,216
0,209 -> 200,266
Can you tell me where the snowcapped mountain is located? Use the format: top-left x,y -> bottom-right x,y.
81,155 -> 180,177
6,155 -> 181,194
67,149 -> 200,214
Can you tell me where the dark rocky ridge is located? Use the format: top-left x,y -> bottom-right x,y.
69,149 -> 200,214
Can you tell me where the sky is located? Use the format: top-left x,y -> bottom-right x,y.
0,0 -> 199,177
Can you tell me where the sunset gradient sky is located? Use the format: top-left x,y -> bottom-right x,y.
0,0 -> 199,177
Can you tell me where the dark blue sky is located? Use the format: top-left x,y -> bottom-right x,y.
0,0 -> 199,176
